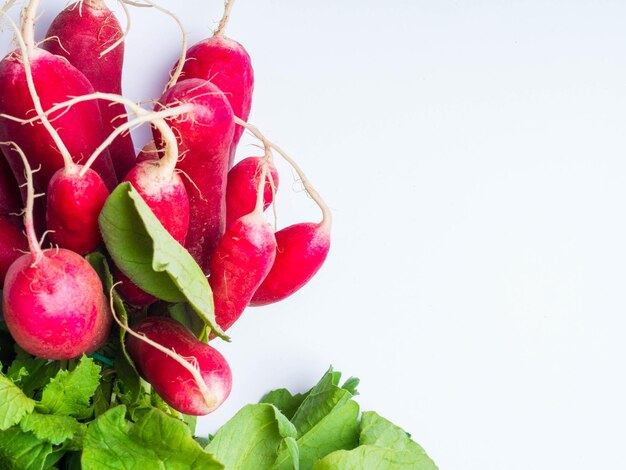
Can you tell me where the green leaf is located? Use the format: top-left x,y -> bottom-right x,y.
0,427 -> 53,470
290,369 -> 354,436
273,400 -> 359,470
312,445 -> 439,470
19,413 -> 85,446
0,375 -> 35,431
38,356 -> 101,417
359,411 -> 427,455
260,388 -> 308,421
98,183 -> 227,340
82,406 -> 223,470
6,347 -> 59,398
270,369 -> 361,470
168,302 -> 207,340
206,404 -> 297,470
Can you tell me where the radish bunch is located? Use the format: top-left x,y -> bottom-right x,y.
0,0 -> 332,418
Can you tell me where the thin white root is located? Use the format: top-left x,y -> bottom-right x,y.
0,141 -> 44,265
233,117 -> 332,229
0,0 -> 18,32
108,284 -> 216,410
121,0 -> 186,89
214,0 -> 235,37
254,162 -> 268,215
7,91 -> 191,178
99,0 -> 131,57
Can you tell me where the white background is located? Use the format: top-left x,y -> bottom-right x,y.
3,1 -> 626,468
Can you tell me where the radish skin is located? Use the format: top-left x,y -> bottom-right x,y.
226,156 -> 278,228
0,215 -> 27,286
126,316 -> 232,415
210,163 -> 276,332
1,142 -> 111,360
177,0 -> 252,166
3,249 -> 112,359
43,0 -> 136,180
46,167 -> 109,254
156,79 -> 234,273
0,155 -> 21,215
250,222 -> 330,306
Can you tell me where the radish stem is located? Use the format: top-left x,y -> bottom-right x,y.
214,0 -> 235,37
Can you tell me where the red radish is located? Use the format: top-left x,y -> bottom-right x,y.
251,144 -> 332,305
0,215 -> 27,286
113,265 -> 156,307
124,316 -> 232,415
225,121 -> 333,306
156,78 -> 235,273
226,156 -> 278,227
250,222 -> 330,306
210,162 -> 276,332
0,7 -> 112,254
46,168 -> 109,254
0,3 -> 117,195
43,0 -> 136,180
47,91 -> 194,304
177,0 -> 253,166
0,155 -> 21,215
2,143 -> 111,360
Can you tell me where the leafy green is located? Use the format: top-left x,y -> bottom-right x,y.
82,406 -> 223,469
260,388 -> 309,421
271,369 -> 361,470
19,413 -> 85,446
273,400 -> 360,470
360,411 -> 427,454
0,375 -> 35,431
98,183 -> 227,339
312,445 -> 438,470
7,347 -> 59,397
0,427 -> 53,470
206,404 -> 297,470
38,357 -> 101,418
290,368 -> 357,436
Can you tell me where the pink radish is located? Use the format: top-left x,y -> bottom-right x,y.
1,143 -> 111,360
225,120 -> 332,306
0,215 -> 27,286
177,0 -> 253,166
0,156 -> 21,216
43,0 -> 136,180
210,161 -> 276,332
251,144 -> 332,305
124,316 -> 232,415
0,2 -> 117,195
45,91 -> 194,304
46,168 -> 109,254
0,7 -> 112,254
226,156 -> 278,228
156,78 -> 235,273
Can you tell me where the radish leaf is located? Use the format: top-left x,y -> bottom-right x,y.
99,183 -> 227,340
38,357 -> 101,418
205,404 -> 298,469
82,406 -> 223,469
0,375 -> 35,430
